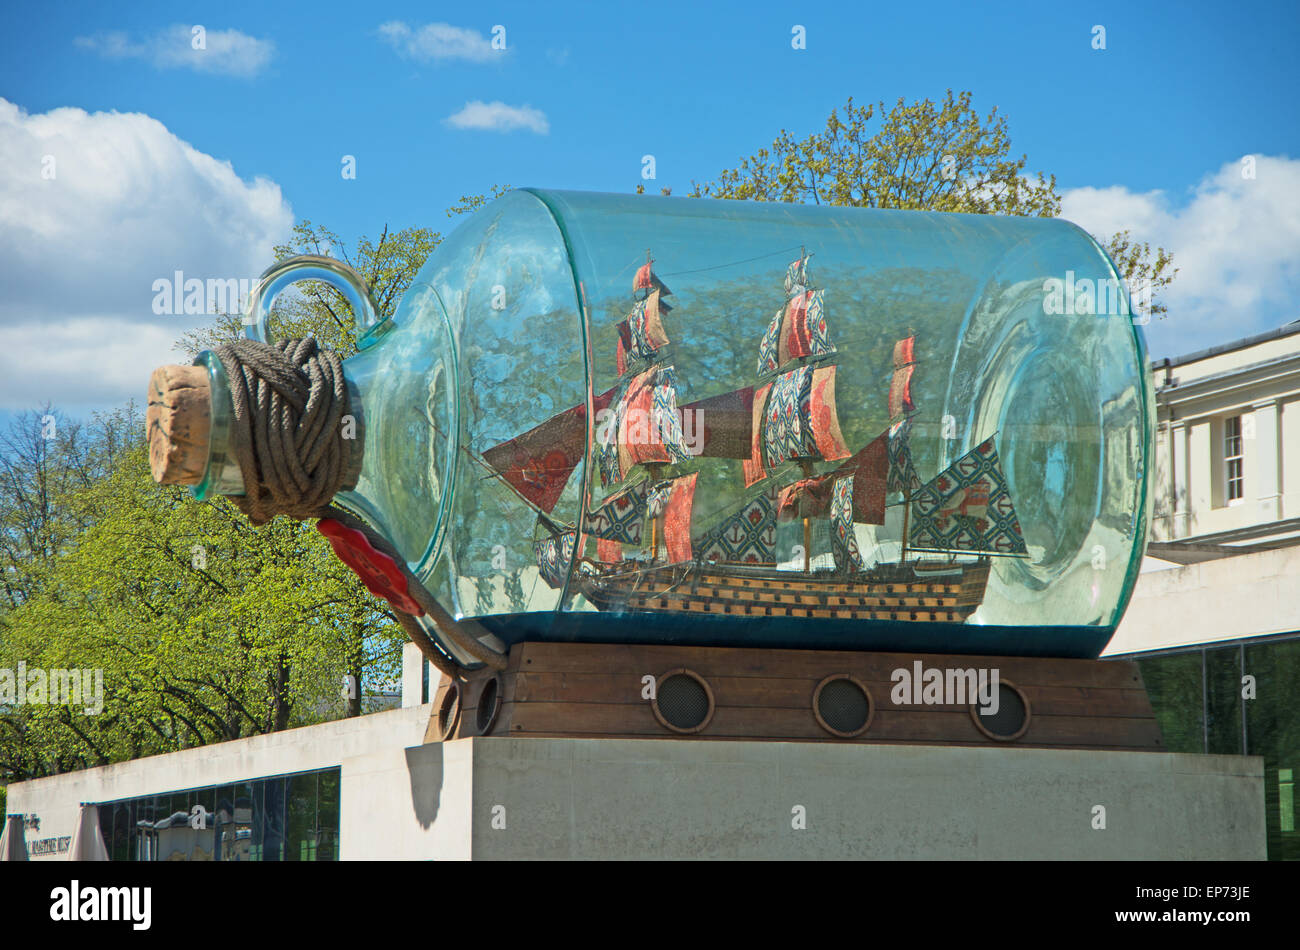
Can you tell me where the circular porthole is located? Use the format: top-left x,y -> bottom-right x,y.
652,669 -> 715,735
969,679 -> 1031,741
437,682 -> 461,741
813,674 -> 874,738
476,675 -> 502,736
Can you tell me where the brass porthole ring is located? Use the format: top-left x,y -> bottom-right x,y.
476,674 -> 503,736
437,681 -> 461,741
969,677 -> 1031,742
651,668 -> 715,735
813,673 -> 874,738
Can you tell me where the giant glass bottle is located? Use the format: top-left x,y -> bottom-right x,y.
195,189 -> 1154,666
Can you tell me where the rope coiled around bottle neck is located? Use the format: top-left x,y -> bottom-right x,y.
210,337 -> 505,676
213,337 -> 352,526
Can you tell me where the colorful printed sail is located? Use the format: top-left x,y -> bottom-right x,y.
785,256 -> 809,294
647,473 -> 698,563
534,529 -> 576,589
829,475 -> 865,572
776,474 -> 866,571
776,474 -> 836,521
585,480 -> 648,546
759,254 -> 834,375
888,335 -> 916,421
597,364 -> 692,487
694,488 -> 778,564
909,437 -> 1027,555
746,364 -> 849,484
831,431 -> 889,524
886,417 -> 922,495
679,387 -> 754,460
634,261 -> 668,296
484,386 -> 618,512
616,288 -> 672,376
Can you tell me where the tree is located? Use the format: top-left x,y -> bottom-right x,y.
1102,229 -> 1179,321
0,405 -> 139,612
686,90 -> 1177,317
2,438 -> 400,776
1,189 -> 506,783
178,220 -> 441,358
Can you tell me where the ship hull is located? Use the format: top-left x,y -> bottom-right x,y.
477,608 -> 1114,660
471,558 -> 1116,660
577,559 -> 991,624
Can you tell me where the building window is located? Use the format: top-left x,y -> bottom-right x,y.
96,766 -> 341,861
1137,636 -> 1300,861
1224,415 -> 1244,502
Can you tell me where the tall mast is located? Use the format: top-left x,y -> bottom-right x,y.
747,247 -> 850,573
796,247 -> 812,574
590,249 -> 699,567
888,329 -> 920,565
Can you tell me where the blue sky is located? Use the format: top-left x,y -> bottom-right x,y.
1,0 -> 1298,422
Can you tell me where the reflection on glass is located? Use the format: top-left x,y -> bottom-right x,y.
262,777 -> 286,862
1206,646 -> 1243,755
1139,639 -> 1300,861
95,768 -> 342,862
1137,651 -> 1203,754
1244,639 -> 1300,860
331,190 -> 1152,663
318,769 -> 340,861
232,782 -> 255,862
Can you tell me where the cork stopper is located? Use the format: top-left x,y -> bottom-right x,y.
146,364 -> 212,485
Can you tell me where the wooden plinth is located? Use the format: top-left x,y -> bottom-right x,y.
427,641 -> 1163,752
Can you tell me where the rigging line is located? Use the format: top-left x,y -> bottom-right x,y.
610,244 -> 810,286
659,244 -> 807,279
409,405 -> 575,529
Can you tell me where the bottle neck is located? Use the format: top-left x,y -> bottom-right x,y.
191,351 -> 244,500
190,349 -> 365,502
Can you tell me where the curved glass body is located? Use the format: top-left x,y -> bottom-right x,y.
334,189 -> 1153,661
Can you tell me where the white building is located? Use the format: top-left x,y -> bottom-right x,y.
1104,320 -> 1300,861
1106,321 -> 1300,655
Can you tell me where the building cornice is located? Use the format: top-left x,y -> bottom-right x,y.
1154,351 -> 1300,418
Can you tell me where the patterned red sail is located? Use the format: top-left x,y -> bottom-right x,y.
482,386 -> 617,512
831,431 -> 889,525
615,289 -> 672,375
679,386 -> 754,460
776,475 -> 836,521
617,366 -> 690,473
779,289 -> 833,365
652,473 -> 698,563
888,335 -> 916,421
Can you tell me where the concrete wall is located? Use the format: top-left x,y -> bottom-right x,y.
1105,546 -> 1300,655
1284,396 -> 1300,517
343,737 -> 1264,860
340,741 -> 473,860
7,703 -> 433,859
9,718 -> 1265,860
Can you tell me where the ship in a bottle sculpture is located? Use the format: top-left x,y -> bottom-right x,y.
165,189 -> 1153,670
519,250 -> 1024,628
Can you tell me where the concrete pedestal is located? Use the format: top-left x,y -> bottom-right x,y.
339,737 -> 1265,860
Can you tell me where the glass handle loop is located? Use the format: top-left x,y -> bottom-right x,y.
243,254 -> 382,344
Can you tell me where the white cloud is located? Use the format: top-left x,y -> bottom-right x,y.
378,22 -> 500,63
1061,155 -> 1300,357
0,98 -> 294,413
75,24 -> 274,78
445,100 -> 548,134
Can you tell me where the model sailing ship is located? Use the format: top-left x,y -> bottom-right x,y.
484,249 -> 1028,629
